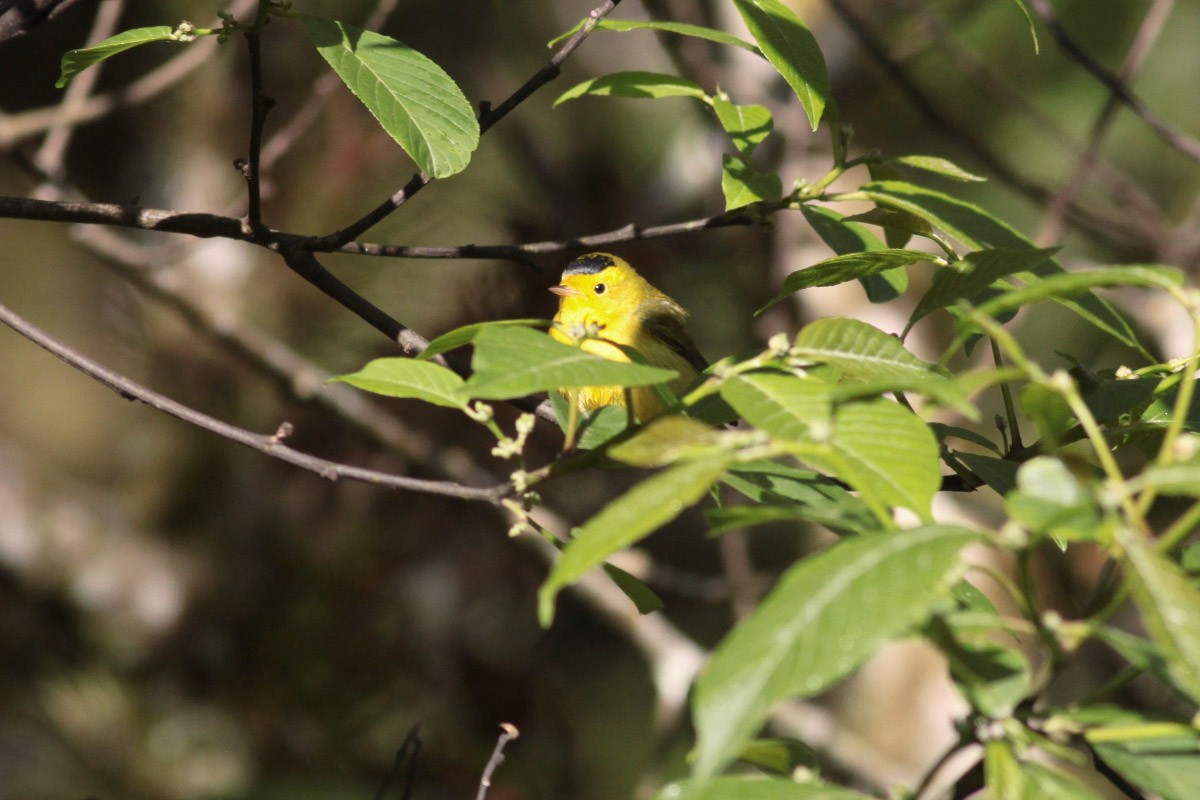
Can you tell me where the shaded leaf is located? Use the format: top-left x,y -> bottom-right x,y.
464,326 -> 677,400
957,453 -> 1019,495
733,0 -> 829,129
975,267 -> 1184,319
539,457 -> 730,625
602,563 -> 663,615
800,205 -> 906,303
300,16 -> 479,178
333,358 -> 465,408
692,525 -> 979,777
736,738 -> 821,775
554,71 -> 707,106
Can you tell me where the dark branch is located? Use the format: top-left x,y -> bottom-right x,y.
0,301 -> 510,503
0,0 -> 86,42
1026,0 -> 1200,163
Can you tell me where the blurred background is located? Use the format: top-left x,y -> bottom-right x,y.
1,0 -> 1198,798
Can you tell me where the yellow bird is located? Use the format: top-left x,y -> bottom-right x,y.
549,252 -> 707,421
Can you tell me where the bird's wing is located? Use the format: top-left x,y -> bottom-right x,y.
641,302 -> 709,374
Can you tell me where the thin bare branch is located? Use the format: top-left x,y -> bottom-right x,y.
475,724 -> 519,800
1026,0 -> 1200,163
0,301 -> 510,503
312,0 -> 626,250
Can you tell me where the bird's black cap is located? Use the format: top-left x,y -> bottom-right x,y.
562,253 -> 616,276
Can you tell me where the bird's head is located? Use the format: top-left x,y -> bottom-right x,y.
549,252 -> 649,321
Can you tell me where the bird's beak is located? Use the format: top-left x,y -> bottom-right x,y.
549,284 -> 582,297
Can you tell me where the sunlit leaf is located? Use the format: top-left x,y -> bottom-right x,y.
554,71 -> 708,106
793,317 -> 950,383
720,373 -> 832,440
975,267 -> 1184,319
57,26 -> 177,88
722,154 -> 783,210
732,0 -> 829,129
757,249 -> 936,315
608,416 -> 728,467
300,16 -> 479,178
655,776 -> 872,800
893,154 -> 986,182
464,326 -> 677,400
548,18 -> 759,55
692,525 -> 979,777
539,457 -> 731,625
713,96 -> 775,156
333,358 -> 465,408
907,247 -> 1060,331
417,318 -> 546,361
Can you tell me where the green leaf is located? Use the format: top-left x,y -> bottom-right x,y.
299,16 -> 479,178
57,26 -> 177,88
608,416 -> 728,467
757,249 -> 936,315
539,457 -> 730,626
733,0 -> 830,130
907,247 -> 1060,331
720,373 -> 832,440
736,738 -> 820,775
417,318 -> 546,361
722,154 -> 783,211
1128,463 -> 1200,497
463,326 -> 677,400
655,776 -> 873,800
893,154 -> 987,182
1010,0 -> 1041,53
332,357 -> 465,408
1079,375 -> 1158,424
1005,457 -> 1103,542
975,266 -> 1184,319
1019,383 -> 1075,450
602,563 -> 663,615
549,18 -> 760,55
928,617 -> 1031,717
574,404 -> 634,450
791,399 -> 942,521
1081,711 -> 1200,800
957,453 -> 1019,495
800,204 -> 906,303
793,317 -> 949,383
718,461 -> 881,535
692,525 -> 979,777
932,423 -> 1001,454
860,181 -> 1148,355
1120,530 -> 1200,704
713,96 -> 774,156
555,71 -> 707,106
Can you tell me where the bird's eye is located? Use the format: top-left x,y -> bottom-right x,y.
594,283 -> 606,295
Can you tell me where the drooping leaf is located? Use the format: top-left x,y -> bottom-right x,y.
539,456 -> 730,625
554,71 -> 708,106
463,326 -> 677,400
719,460 -> 881,534
57,26 -> 177,88
713,96 -> 774,156
722,154 -> 783,210
300,16 -> 479,178
692,525 -> 979,777
548,18 -> 759,55
957,453 -> 1020,495
732,0 -> 829,129
757,249 -> 936,315
333,358 -> 466,408
907,247 -> 1060,331
1120,530 -> 1200,704
417,318 -> 546,361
